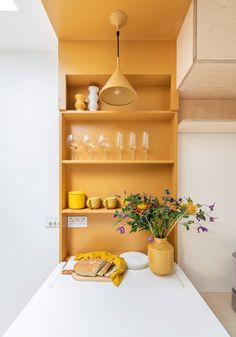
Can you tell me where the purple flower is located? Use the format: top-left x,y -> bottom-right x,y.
147,236 -> 154,243
209,202 -> 215,212
209,216 -> 217,222
197,226 -> 208,233
114,211 -> 127,218
116,226 -> 125,234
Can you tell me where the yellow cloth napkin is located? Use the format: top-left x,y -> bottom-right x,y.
74,251 -> 127,287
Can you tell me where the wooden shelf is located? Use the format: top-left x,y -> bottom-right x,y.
61,110 -> 175,121
62,208 -> 121,214
66,74 -> 171,88
62,160 -> 175,165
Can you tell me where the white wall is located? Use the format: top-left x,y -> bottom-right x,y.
178,133 -> 236,292
0,0 -> 57,51
0,51 -> 59,336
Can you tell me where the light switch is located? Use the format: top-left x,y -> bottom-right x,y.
68,216 -> 87,228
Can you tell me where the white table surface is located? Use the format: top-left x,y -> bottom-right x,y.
3,264 -> 230,337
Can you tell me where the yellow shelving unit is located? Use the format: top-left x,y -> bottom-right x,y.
62,208 -> 121,214
62,160 -> 175,165
59,75 -> 178,262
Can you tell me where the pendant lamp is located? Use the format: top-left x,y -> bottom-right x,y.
99,10 -> 137,106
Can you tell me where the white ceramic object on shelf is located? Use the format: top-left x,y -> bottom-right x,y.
88,86 -> 99,111
120,252 -> 148,270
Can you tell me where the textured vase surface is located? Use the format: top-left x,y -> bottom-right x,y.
75,94 -> 86,111
88,86 -> 99,111
148,238 -> 174,276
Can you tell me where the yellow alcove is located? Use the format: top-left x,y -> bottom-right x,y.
57,39 -> 179,262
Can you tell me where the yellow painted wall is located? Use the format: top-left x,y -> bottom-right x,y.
59,40 -> 178,110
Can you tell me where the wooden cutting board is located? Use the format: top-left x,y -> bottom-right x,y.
72,272 -> 112,282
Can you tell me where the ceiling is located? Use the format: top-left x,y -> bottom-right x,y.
41,0 -> 191,40
0,0 -> 57,51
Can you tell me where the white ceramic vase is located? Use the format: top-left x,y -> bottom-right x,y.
88,86 -> 99,111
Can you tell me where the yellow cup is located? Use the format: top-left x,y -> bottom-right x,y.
103,197 -> 118,209
68,191 -> 85,209
86,197 -> 101,209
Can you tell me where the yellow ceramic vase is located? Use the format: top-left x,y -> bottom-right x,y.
148,238 -> 174,276
75,94 -> 86,111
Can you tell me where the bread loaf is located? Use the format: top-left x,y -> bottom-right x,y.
104,264 -> 117,277
74,259 -> 107,277
97,262 -> 113,276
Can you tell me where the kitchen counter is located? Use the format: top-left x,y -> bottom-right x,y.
3,264 -> 230,337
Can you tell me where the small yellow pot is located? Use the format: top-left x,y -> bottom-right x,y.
68,191 -> 85,209
148,238 -> 174,276
75,94 -> 86,111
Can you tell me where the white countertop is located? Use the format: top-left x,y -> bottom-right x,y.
3,264 -> 230,337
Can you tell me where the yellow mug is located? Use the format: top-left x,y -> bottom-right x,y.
103,197 -> 117,209
68,191 -> 85,209
86,197 -> 101,209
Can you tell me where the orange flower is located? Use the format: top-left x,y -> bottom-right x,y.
136,203 -> 148,213
180,202 -> 197,215
186,203 -> 197,215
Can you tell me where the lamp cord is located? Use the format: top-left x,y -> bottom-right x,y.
116,30 -> 120,58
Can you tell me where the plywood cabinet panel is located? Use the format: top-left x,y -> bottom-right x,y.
177,0 -> 236,101
177,2 -> 194,87
179,62 -> 236,98
197,0 -> 236,60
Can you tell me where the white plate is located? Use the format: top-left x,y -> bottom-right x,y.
120,252 -> 148,270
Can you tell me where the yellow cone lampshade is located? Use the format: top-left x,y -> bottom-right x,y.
100,58 -> 137,106
100,10 -> 137,106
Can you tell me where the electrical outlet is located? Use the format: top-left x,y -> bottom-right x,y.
68,216 -> 87,228
45,216 -> 59,228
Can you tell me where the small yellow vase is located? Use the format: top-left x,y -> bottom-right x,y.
148,238 -> 174,276
75,94 -> 86,111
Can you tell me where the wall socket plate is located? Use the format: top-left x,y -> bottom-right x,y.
68,216 -> 87,228
45,216 -> 59,228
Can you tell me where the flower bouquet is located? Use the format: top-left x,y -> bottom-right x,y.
113,189 -> 216,275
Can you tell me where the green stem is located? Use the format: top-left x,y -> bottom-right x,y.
166,212 -> 187,237
142,214 -> 155,236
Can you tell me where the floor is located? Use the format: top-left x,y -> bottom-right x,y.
201,293 -> 236,337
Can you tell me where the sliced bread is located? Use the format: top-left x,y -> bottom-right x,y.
104,264 -> 117,277
74,259 -> 107,277
97,262 -> 113,276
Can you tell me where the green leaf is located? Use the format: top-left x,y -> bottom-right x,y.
182,222 -> 190,230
